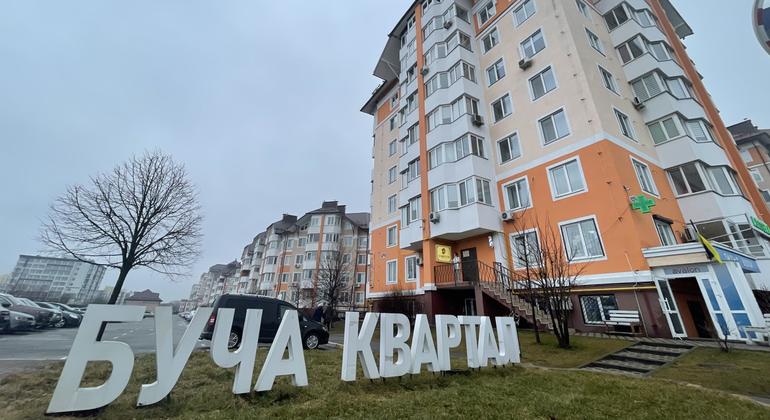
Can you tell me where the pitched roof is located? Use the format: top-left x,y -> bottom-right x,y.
126,289 -> 162,302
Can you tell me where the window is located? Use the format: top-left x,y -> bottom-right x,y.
386,260 -> 397,284
389,116 -> 397,131
632,159 -> 658,195
549,158 -> 585,198
324,233 -> 339,242
311,216 -> 320,226
604,4 -> 629,30
357,254 -> 367,265
576,0 -> 590,18
482,28 -> 499,53
356,272 -> 366,284
477,0 -> 496,26
667,78 -> 693,99
430,177 -> 492,211
504,177 -> 531,211
306,251 -> 317,261
304,269 -> 314,280
388,140 -> 397,156
648,42 -> 671,61
401,196 -> 421,224
356,292 -> 365,304
405,256 -> 419,281
265,256 -> 278,265
617,36 -> 645,63
425,61 -> 477,97
513,0 -> 536,26
295,254 -> 304,264
298,237 -> 307,247
427,95 -> 480,131
388,166 -> 397,184
497,133 -> 521,164
667,163 -> 707,195
486,59 -> 506,86
292,272 -> 301,284
614,109 -> 635,140
751,169 -> 763,184
708,167 -> 740,195
307,233 -> 320,243
654,218 -> 676,246
685,120 -> 713,143
388,195 -> 397,213
631,73 -> 664,101
511,231 -> 539,268
647,116 -> 682,144
429,133 -> 486,168
586,29 -> 603,54
539,108 -> 570,144
521,29 -> 545,58
326,215 -> 339,225
599,66 -> 617,93
386,225 -> 397,247
529,66 -> 556,100
281,273 -> 289,283
761,190 -> 770,203
342,254 -> 352,264
635,9 -> 656,27
561,218 -> 604,260
580,295 -> 618,324
491,94 -> 512,122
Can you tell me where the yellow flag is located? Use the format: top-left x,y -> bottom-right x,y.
697,233 -> 723,264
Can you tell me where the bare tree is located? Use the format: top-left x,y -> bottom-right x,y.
507,213 -> 588,349
41,150 -> 203,308
315,249 -> 351,328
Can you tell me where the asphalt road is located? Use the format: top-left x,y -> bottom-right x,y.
0,316 -> 190,377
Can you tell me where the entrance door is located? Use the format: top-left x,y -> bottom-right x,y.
463,298 -> 477,316
655,278 -> 687,338
461,248 -> 478,283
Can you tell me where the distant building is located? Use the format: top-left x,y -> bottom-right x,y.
124,289 -> 162,312
728,120 -> 770,207
190,261 -> 241,308
5,255 -> 105,304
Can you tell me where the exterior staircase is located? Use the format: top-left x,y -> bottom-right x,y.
582,341 -> 694,376
479,280 -> 553,331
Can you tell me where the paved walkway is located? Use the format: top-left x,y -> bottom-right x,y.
574,332 -> 770,352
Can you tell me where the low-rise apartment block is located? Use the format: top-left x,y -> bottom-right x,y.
362,0 -> 770,340
3,255 -> 105,304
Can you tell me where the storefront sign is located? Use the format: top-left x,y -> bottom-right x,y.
750,216 -> 770,238
48,308 -> 520,414
630,195 -> 655,214
715,246 -> 760,274
436,244 -> 453,263
663,265 -> 708,275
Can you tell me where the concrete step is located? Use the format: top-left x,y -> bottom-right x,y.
585,359 -> 654,374
636,340 -> 694,350
608,351 -> 675,365
581,366 -> 643,376
626,344 -> 688,358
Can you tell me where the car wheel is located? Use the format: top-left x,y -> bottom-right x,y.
227,329 -> 241,349
304,332 -> 320,350
55,319 -> 65,328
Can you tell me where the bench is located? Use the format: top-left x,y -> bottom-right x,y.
604,310 -> 643,335
742,314 -> 770,345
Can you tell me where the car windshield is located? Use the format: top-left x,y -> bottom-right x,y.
1,294 -> 21,305
22,299 -> 40,307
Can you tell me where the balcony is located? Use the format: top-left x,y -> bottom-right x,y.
430,203 -> 501,241
428,154 -> 495,191
426,113 -> 487,151
640,92 -> 706,123
608,19 -> 667,48
655,135 -> 731,169
400,220 -> 423,250
623,53 -> 684,82
399,178 -> 422,204
300,280 -> 314,289
675,192 -> 756,225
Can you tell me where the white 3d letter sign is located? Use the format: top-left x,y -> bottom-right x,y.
48,308 -> 520,414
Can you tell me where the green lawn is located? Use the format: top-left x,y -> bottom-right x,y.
518,331 -> 631,368
1,347 -> 768,419
653,347 -> 770,399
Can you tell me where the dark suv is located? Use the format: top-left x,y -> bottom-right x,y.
200,295 -> 328,350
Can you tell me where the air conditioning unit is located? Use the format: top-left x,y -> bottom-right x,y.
681,226 -> 697,243
421,66 -> 430,76
429,212 -> 440,223
471,114 -> 484,126
632,97 -> 645,110
518,58 -> 533,70
294,263 -> 302,268
501,211 -> 514,222
443,20 -> 453,29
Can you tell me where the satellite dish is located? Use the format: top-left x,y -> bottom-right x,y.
755,0 -> 770,55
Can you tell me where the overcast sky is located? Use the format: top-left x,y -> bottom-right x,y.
1,0 -> 768,302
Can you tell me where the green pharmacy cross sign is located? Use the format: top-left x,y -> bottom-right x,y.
631,195 -> 656,214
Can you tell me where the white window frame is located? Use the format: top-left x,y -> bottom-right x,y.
509,228 -> 540,269
599,65 -> 618,94
476,0 -> 496,26
497,132 -> 522,164
486,58 -> 506,86
528,65 -> 557,101
502,176 -> 532,212
538,107 -> 571,145
513,0 -> 536,27
386,225 -> 398,248
576,0 -> 590,19
613,107 -> 636,140
558,215 -> 606,262
491,93 -> 513,123
481,27 -> 500,54
405,255 -> 420,282
654,218 -> 677,246
585,28 -> 604,54
631,157 -> 659,196
520,28 -> 546,59
388,166 -> 398,184
386,259 -> 398,284
387,194 -> 397,214
356,272 -> 366,285
388,140 -> 397,156
751,168 -> 763,184
546,156 -> 587,200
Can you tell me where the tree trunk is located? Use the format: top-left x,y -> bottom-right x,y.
528,279 -> 540,344
96,266 -> 129,341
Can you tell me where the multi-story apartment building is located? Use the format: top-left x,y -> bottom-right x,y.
729,120 -> 770,211
4,255 -> 105,304
363,0 -> 770,340
190,261 -> 241,308
240,201 -> 371,311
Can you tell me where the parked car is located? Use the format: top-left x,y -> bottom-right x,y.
7,310 -> 35,332
0,293 -> 53,328
36,302 -> 81,327
0,308 -> 9,332
17,298 -> 63,328
200,295 -> 328,350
